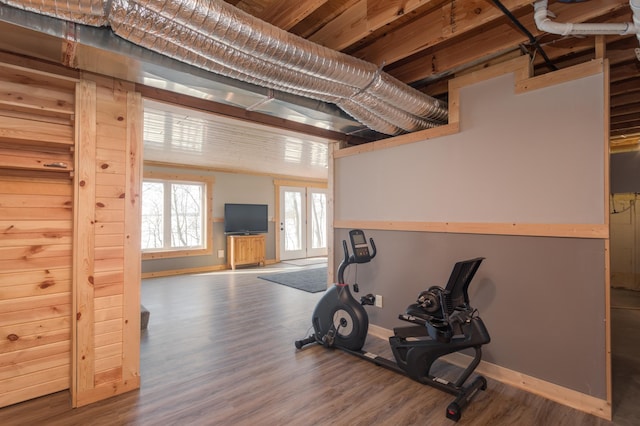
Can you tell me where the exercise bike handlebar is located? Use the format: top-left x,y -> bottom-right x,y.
368,238 -> 377,259
337,237 -> 376,285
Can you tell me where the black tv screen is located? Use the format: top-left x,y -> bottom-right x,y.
224,203 -> 268,235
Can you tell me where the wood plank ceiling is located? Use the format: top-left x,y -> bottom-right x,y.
143,99 -> 330,179
225,0 -> 639,148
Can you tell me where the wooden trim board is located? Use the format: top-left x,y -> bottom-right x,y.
334,220 -> 609,239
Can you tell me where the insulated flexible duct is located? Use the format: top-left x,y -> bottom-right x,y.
0,0 -> 449,135
0,0 -> 107,25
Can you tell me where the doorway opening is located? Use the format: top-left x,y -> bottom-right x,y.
609,153 -> 640,423
278,185 -> 327,261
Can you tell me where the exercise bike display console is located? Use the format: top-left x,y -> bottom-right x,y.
349,229 -> 372,263
295,230 -> 491,422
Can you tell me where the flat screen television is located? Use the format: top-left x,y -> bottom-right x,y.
224,203 -> 268,235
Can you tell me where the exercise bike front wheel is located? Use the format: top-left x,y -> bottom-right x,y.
312,285 -> 369,351
329,305 -> 367,351
332,309 -> 354,337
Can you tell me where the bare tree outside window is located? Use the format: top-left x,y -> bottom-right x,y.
141,179 -> 205,251
171,183 -> 203,248
284,191 -> 302,251
141,182 -> 164,250
311,192 -> 326,249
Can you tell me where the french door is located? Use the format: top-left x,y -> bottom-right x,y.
279,186 -> 327,260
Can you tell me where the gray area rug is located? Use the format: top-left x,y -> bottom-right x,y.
258,267 -> 328,293
281,257 -> 327,267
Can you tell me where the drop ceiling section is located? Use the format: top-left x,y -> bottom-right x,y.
143,99 -> 331,180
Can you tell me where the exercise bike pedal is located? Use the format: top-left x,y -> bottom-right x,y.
322,330 -> 336,348
294,335 -> 316,349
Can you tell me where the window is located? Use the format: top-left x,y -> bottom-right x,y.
141,171 -> 213,259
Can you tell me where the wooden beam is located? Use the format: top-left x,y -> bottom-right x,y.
351,0 -> 532,67
290,0 -> 360,38
611,118 -> 640,131
611,112 -> 640,126
234,0 -> 327,29
595,35 -> 606,59
611,92 -> 640,108
610,61 -> 640,83
308,0 -> 440,50
611,126 -> 640,137
389,0 -> 629,84
135,84 -> 368,145
531,33 -> 636,75
259,0 -> 329,29
611,78 -> 640,96
612,103 -> 640,117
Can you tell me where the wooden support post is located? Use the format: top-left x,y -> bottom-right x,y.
595,35 -> 606,59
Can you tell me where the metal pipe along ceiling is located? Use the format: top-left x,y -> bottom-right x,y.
534,0 -> 640,43
0,0 -> 449,136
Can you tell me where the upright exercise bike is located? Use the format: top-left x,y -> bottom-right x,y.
295,230 -> 491,422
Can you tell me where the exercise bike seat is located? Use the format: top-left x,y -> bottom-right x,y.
405,303 -> 433,320
398,258 -> 487,342
401,303 -> 453,342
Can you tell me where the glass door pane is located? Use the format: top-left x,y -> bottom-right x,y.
280,187 -> 306,260
307,189 -> 327,257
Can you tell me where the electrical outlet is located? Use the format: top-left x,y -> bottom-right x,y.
217,249 -> 225,258
375,295 -> 383,308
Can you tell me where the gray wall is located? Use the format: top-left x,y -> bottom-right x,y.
142,165 -> 276,274
333,67 -> 607,398
336,73 -> 605,224
611,151 -> 640,193
335,228 -> 606,397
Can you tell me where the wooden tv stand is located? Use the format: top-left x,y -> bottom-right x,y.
226,234 -> 266,270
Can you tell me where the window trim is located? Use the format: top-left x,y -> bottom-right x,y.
141,170 -> 214,260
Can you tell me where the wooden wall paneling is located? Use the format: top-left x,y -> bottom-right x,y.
93,273 -> 125,288
0,176 -> 73,195
0,115 -> 74,148
0,269 -> 71,299
0,79 -> 74,116
0,62 -> 75,177
0,145 -> 73,174
0,62 -> 76,408
93,75 -> 126,390
0,62 -> 76,124
94,222 -> 125,236
72,74 -> 141,406
72,79 -> 97,406
0,62 -> 77,92
122,90 -> 142,390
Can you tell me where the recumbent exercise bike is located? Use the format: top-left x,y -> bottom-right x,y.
295,230 -> 491,422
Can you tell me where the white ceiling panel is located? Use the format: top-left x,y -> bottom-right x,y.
143,99 -> 331,180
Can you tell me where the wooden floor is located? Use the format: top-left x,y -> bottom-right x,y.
0,264 -> 636,425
